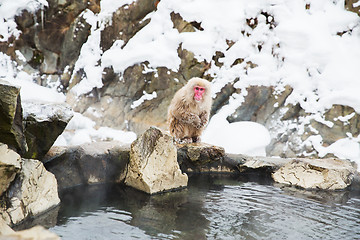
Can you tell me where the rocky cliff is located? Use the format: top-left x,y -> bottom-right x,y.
1,0 -> 360,161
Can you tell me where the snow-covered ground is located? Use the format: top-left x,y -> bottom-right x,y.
1,0 -> 360,168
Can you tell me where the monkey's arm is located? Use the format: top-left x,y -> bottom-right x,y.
170,107 -> 202,129
199,111 -> 209,127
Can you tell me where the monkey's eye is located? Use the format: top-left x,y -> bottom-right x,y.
194,86 -> 205,92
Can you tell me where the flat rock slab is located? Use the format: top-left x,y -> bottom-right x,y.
125,127 -> 188,194
44,141 -> 130,190
178,143 -> 239,173
272,158 -> 357,190
235,155 -> 291,171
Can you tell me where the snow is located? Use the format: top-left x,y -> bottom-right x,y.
0,0 -> 47,41
334,112 -> 356,125
203,116 -> 271,156
0,52 -> 66,103
306,134 -> 360,162
70,11 -> 103,97
21,101 -> 73,122
131,91 -> 157,109
54,113 -> 136,146
1,0 -> 360,168
69,0 -> 137,96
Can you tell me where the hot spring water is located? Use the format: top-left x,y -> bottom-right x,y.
19,174 -> 360,239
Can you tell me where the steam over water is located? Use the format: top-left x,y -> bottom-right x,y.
50,175 -> 360,240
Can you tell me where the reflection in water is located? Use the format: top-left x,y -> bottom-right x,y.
12,205 -> 60,231
39,174 -> 360,239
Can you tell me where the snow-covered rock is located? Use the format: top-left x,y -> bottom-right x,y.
22,101 -> 73,159
125,127 -> 188,194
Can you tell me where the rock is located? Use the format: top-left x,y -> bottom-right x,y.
125,127 -> 188,194
0,218 -> 14,235
22,101 -> 73,160
345,0 -> 360,16
100,0 -> 156,51
226,85 -> 293,124
177,143 -> 237,173
0,79 -> 27,154
309,105 -> 360,146
39,50 -> 59,74
0,144 -> 21,197
170,12 -> 196,33
1,159 -> 60,226
58,12 -> 91,71
272,158 -> 357,190
236,155 -> 291,172
44,141 -> 130,190
0,225 -> 60,240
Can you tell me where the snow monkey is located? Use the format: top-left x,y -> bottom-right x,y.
167,77 -> 212,143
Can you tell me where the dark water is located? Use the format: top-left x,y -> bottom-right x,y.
48,175 -> 360,240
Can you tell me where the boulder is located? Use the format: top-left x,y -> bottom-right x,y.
44,141 -> 130,190
272,158 -> 357,190
0,225 -> 60,240
22,101 -> 73,160
125,127 -> 188,194
177,143 -> 237,173
0,218 -> 14,235
0,144 -> 21,197
1,159 -> 60,226
0,79 -> 27,154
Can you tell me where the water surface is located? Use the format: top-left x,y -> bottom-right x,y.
50,174 -> 360,240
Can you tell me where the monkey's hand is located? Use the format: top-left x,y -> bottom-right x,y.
180,112 -> 202,129
199,112 -> 208,127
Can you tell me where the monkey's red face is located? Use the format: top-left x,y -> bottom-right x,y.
194,86 -> 205,102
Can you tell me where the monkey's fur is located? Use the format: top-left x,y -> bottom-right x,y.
167,77 -> 212,143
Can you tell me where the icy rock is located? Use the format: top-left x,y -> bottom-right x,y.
125,127 -> 188,194
22,101 -> 73,159
1,159 -> 60,225
0,144 -> 21,197
0,79 -> 27,154
272,158 -> 357,190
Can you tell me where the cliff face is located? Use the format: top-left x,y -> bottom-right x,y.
1,0 -> 360,160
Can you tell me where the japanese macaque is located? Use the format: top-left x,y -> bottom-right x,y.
167,77 -> 212,143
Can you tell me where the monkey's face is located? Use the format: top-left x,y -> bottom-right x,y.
193,85 -> 205,102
